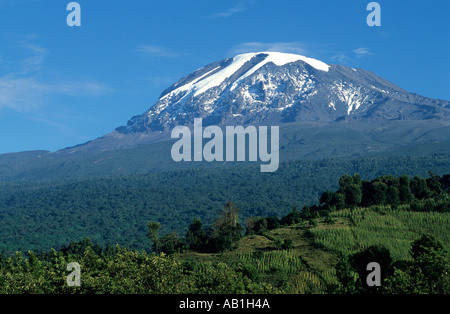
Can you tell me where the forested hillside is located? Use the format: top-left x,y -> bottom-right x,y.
0,153 -> 449,255
0,172 -> 448,294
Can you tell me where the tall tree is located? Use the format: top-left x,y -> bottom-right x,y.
211,202 -> 243,252
398,174 -> 413,203
410,234 -> 449,293
147,221 -> 161,254
185,217 -> 207,251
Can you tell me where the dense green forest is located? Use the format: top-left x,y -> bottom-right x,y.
0,153 -> 449,255
0,172 -> 448,294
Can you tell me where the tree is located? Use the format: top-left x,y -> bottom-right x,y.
281,207 -> 301,225
410,234 -> 449,293
320,191 -> 333,206
160,232 -> 183,255
386,186 -> 400,206
147,221 -> 161,254
350,245 -> 393,293
266,216 -> 281,230
339,174 -> 354,191
385,234 -> 449,294
300,206 -> 311,220
426,171 -> 443,197
245,217 -> 256,235
211,202 -> 244,252
335,253 -> 357,294
186,218 -> 207,251
216,202 -> 240,229
398,174 -> 413,203
411,175 -> 431,199
337,174 -> 363,208
60,237 -> 102,256
245,217 -> 267,235
254,218 -> 268,234
369,181 -> 388,205
344,184 -> 362,208
320,191 -> 345,211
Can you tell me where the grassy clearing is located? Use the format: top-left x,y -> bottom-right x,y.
308,207 -> 450,261
175,207 -> 449,293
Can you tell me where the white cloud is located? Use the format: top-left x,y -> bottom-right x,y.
330,53 -> 354,64
0,76 -> 108,113
20,55 -> 46,74
0,77 -> 43,111
229,42 -> 372,67
328,47 -> 373,65
207,4 -> 248,18
135,45 -> 179,58
353,47 -> 372,57
21,42 -> 48,55
0,39 -> 109,113
16,42 -> 49,74
228,41 -> 311,56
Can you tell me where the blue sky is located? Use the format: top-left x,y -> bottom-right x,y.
0,0 -> 449,154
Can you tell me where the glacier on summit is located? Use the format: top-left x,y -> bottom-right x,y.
117,51 -> 450,134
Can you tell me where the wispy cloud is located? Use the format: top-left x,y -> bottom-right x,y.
229,42 -> 374,67
0,76 -> 109,112
0,77 -> 43,111
27,116 -> 71,133
20,55 -> 46,74
330,53 -> 354,64
0,38 -> 110,114
328,47 -> 373,65
228,41 -> 311,56
353,47 -> 372,57
135,45 -> 179,58
17,42 -> 48,74
207,4 -> 248,18
21,42 -> 47,55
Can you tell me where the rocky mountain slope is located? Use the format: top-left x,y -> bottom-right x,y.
116,51 -> 450,133
1,51 -> 449,181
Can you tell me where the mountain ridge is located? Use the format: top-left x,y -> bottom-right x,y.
116,51 -> 450,134
1,51 -> 449,181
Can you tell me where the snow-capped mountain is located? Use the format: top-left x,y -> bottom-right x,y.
1,51 -> 450,181
117,51 -> 450,133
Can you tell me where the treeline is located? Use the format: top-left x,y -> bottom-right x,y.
1,234 -> 447,294
152,172 -> 449,255
1,153 -> 450,255
0,238 -> 276,294
314,171 -> 449,215
148,201 -> 244,254
151,201 -> 309,255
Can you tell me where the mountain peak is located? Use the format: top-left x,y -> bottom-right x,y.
237,51 -> 330,71
160,51 -> 329,101
116,52 -> 450,134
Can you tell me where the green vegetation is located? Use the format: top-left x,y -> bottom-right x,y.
0,172 -> 448,294
1,153 -> 450,255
